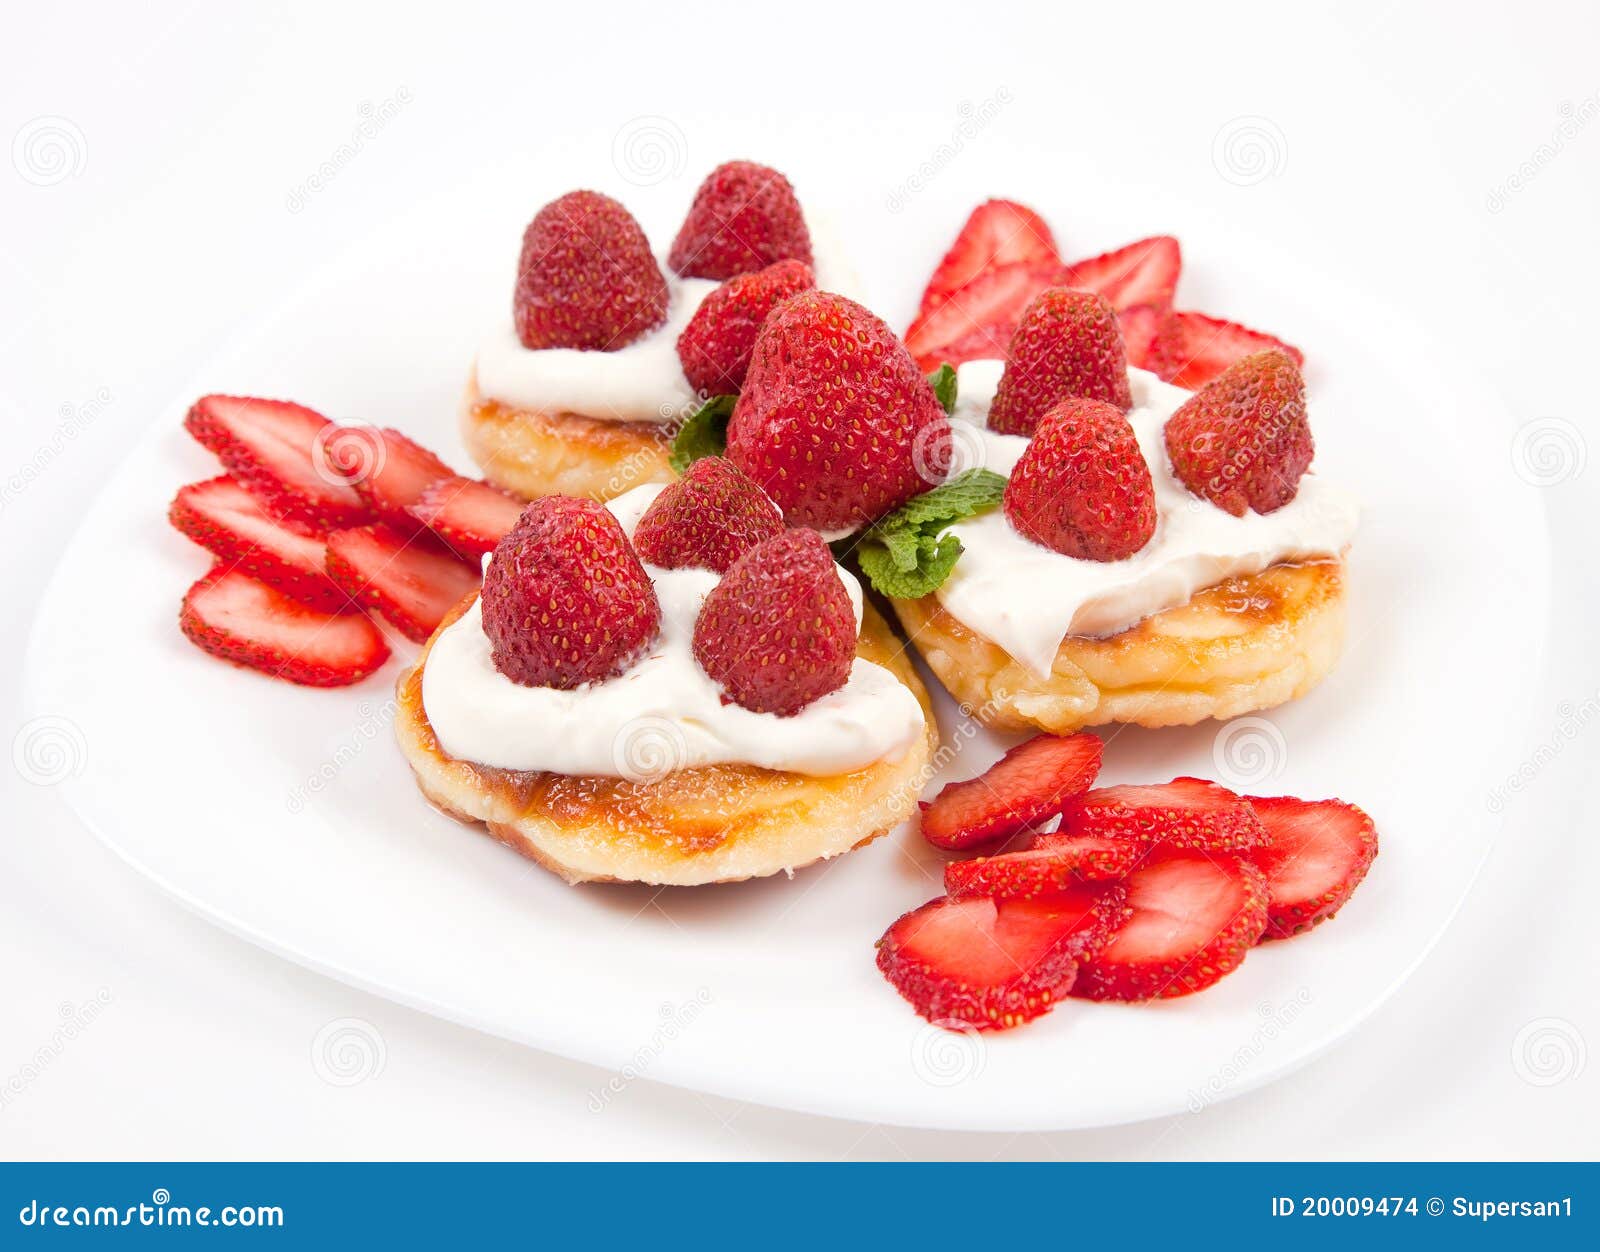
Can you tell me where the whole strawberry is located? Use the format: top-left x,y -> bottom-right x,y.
633,457 -> 784,573
726,291 -> 950,531
668,161 -> 814,281
1004,398 -> 1156,561
988,288 -> 1132,435
514,190 -> 669,352
692,528 -> 854,716
676,259 -> 814,395
481,496 -> 660,689
1163,349 -> 1312,516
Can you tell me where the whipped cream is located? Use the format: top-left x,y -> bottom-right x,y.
936,362 -> 1361,678
421,485 -> 924,779
474,209 -> 863,423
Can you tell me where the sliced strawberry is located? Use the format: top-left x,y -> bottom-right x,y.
920,732 -> 1103,851
1060,236 -> 1181,312
875,882 -> 1125,1030
179,566 -> 389,687
1149,311 -> 1305,390
331,426 -> 453,533
184,395 -> 373,530
1071,849 -> 1269,1001
1117,303 -> 1165,372
1246,796 -> 1379,939
1061,777 -> 1265,851
945,833 -> 1148,900
407,476 -> 525,560
914,199 -> 1061,318
324,524 -> 479,643
169,476 -> 349,613
905,260 -> 1064,373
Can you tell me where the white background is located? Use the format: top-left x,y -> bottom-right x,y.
1,0 -> 1595,1159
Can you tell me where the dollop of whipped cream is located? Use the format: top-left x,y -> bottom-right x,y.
937,360 -> 1361,678
421,485 -> 924,779
474,210 -> 863,423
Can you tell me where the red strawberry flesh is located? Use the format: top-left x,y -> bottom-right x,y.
1071,849 -> 1268,1001
324,524 -> 479,644
179,566 -> 389,688
914,199 -> 1061,318
1246,795 -> 1379,938
1150,310 -> 1304,391
407,476 -> 524,560
332,426 -> 453,533
1061,236 -> 1181,313
920,731 -> 1103,850
875,883 -> 1124,1030
1062,776 -> 1266,851
184,395 -> 373,531
169,476 -> 349,614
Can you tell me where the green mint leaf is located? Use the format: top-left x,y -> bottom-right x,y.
857,535 -> 965,600
872,468 -> 1006,534
926,363 -> 958,415
668,394 -> 736,474
850,468 -> 1006,597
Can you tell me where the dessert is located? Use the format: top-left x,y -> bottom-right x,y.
393,467 -> 937,886
877,734 -> 1379,1030
869,275 -> 1357,733
462,161 -> 856,505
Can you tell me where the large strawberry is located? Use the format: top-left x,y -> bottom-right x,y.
987,287 -> 1132,434
691,528 -> 854,716
675,259 -> 814,396
668,161 -> 813,281
632,457 -> 783,573
513,190 -> 669,351
1003,398 -> 1156,561
726,291 -> 949,531
1163,349 -> 1312,516
480,496 -> 660,688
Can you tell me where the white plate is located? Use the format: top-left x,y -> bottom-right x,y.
22,165 -> 1551,1131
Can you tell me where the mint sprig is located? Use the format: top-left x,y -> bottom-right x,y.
926,363 -> 958,415
668,394 -> 736,473
851,468 -> 1006,599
